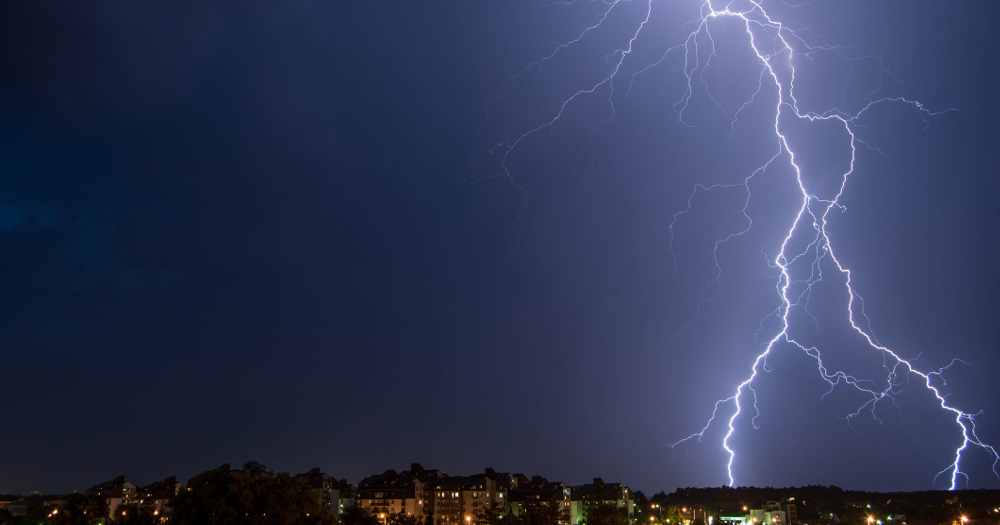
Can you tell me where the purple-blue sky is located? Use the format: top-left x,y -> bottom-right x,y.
1,0 -> 998,495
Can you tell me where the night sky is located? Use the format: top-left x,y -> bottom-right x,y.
2,0 -> 999,496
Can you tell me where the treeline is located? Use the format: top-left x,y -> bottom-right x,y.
647,486 -> 1000,525
0,463 -> 333,525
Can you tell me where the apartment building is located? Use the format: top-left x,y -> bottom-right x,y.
763,501 -> 797,524
508,476 -> 571,519
135,475 -> 184,516
569,478 -> 634,525
295,468 -> 344,516
341,482 -> 358,516
750,508 -> 787,525
87,475 -> 138,520
357,463 -> 446,518
427,470 -> 505,525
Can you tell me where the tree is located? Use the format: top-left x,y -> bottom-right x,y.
341,506 -> 381,525
21,499 -> 52,525
168,462 -> 336,525
50,493 -> 108,525
113,504 -> 160,525
388,513 -> 422,525
475,502 -> 510,525
496,513 -> 521,525
523,501 -> 568,525
585,505 -> 625,525
664,507 -> 683,525
632,492 -> 649,525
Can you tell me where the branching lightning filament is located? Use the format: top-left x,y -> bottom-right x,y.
484,0 -> 1000,488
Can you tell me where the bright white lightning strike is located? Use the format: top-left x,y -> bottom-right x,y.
485,0 -> 1000,488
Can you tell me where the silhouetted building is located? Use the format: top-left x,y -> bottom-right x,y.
87,475 -> 138,520
135,476 -> 183,517
340,480 -> 357,516
427,469 -> 505,525
358,463 -> 447,519
509,476 -> 570,519
750,508 -> 787,525
296,468 -> 342,516
763,501 -> 796,524
569,478 -> 634,525
9,499 -> 28,517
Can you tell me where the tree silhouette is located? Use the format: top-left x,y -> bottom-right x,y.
50,493 -> 109,525
341,506 -> 382,525
388,512 -> 422,525
585,505 -> 625,525
113,504 -> 160,525
476,502 -> 512,525
168,462 -> 335,525
522,501 -> 568,525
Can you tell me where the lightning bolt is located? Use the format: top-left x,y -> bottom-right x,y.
482,0 -> 999,489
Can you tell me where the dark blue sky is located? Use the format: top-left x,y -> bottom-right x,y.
1,0 -> 998,495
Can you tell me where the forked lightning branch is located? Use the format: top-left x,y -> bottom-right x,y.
484,0 -> 999,488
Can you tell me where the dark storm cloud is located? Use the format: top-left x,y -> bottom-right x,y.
0,0 -> 219,118
0,0 -> 546,494
1,0 -> 998,495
